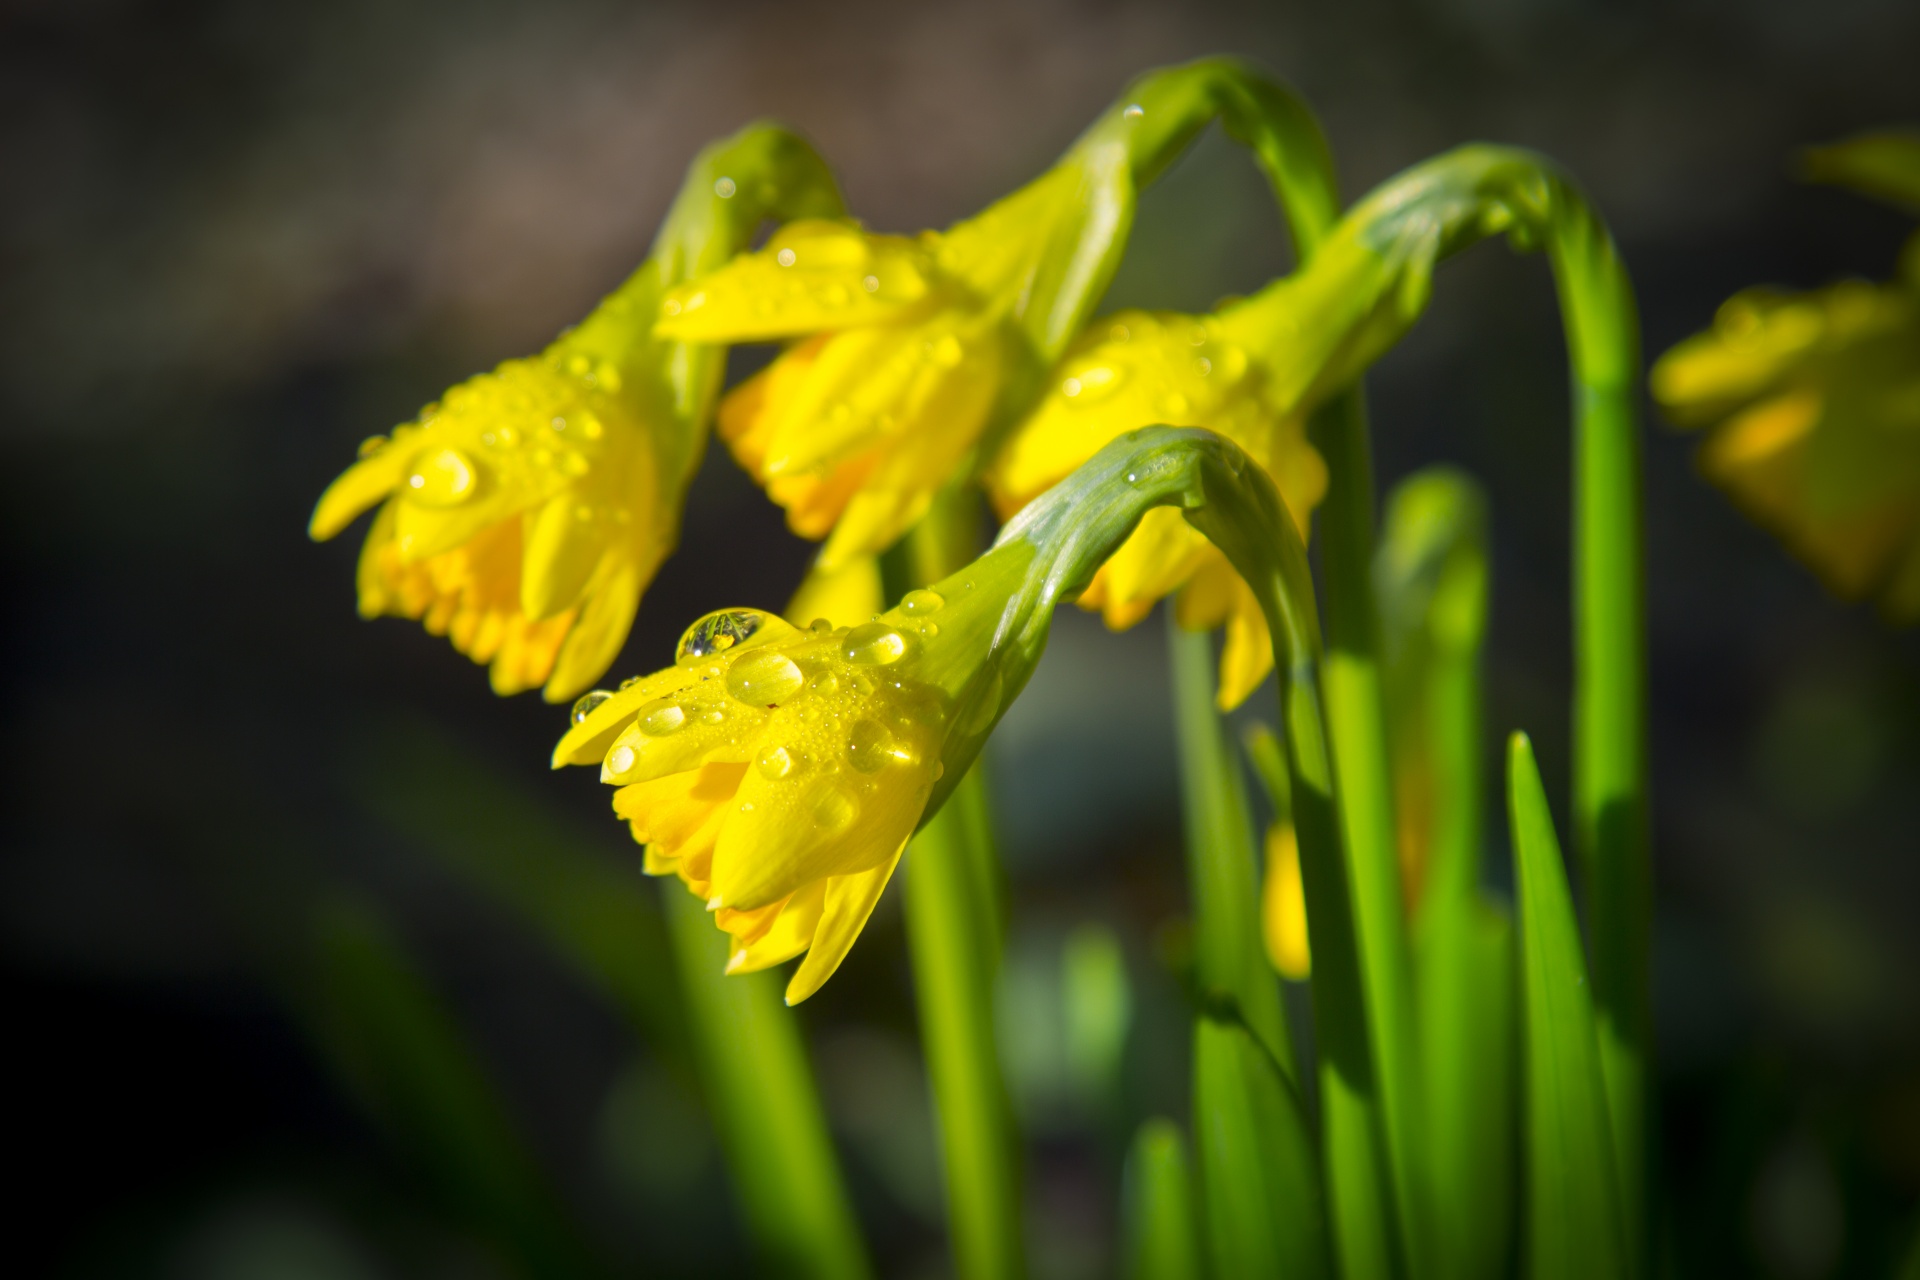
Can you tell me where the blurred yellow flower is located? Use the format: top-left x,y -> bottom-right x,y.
1653,274 -> 1920,620
553,590 -> 993,1003
988,304 -> 1328,708
1261,821 -> 1311,980
652,175 -> 1077,571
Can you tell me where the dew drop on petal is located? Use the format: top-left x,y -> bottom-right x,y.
714,177 -> 736,198
357,434 -> 388,458
571,690 -> 613,723
901,589 -> 944,616
920,622 -> 939,637
777,247 -> 797,267
808,783 -> 858,831
1123,103 -> 1144,119
405,447 -> 479,506
756,745 -> 795,780
862,274 -> 880,292
727,651 -> 804,706
807,670 -> 841,696
847,719 -> 916,773
699,707 -> 726,725
638,698 -> 688,736
1062,377 -> 1082,397
606,745 -> 636,775
677,609 -> 772,663
841,622 -> 910,666
618,676 -> 642,691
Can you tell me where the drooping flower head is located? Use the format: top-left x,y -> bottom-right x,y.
309,125 -> 844,700
557,426 -> 1333,1002
652,58 -> 1341,576
1654,132 -> 1920,621
987,299 -> 1331,709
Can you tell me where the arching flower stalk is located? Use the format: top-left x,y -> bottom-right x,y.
1654,132 -> 1920,622
652,56 -> 1338,574
309,124 -> 844,701
551,428 -> 1353,1012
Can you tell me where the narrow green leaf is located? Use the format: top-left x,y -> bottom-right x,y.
1122,1119 -> 1201,1280
1508,732 -> 1627,1280
307,896 -> 599,1278
1191,1015 -> 1331,1279
664,890 -> 873,1280
1169,622 -> 1292,1074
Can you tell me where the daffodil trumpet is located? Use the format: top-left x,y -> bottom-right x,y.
310,123 -> 844,702
652,57 -> 1338,574
551,428 -> 1366,1012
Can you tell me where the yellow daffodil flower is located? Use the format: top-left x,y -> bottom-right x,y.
1261,821 -> 1311,980
309,125 -> 843,700
988,303 -> 1328,709
553,586 -> 1000,1004
1654,134 -> 1920,621
654,58 -> 1344,580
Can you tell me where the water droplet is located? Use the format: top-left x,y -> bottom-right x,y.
776,247 -> 797,267
618,676 -> 642,691
901,589 -> 944,616
1123,103 -> 1144,119
756,745 -> 795,780
607,744 -> 636,775
638,698 -> 688,736
862,274 -> 880,292
841,623 -> 910,666
727,651 -> 804,706
1062,377 -> 1082,397
677,609 -> 773,663
700,707 -> 726,725
662,298 -> 683,317
807,670 -> 841,696
571,690 -> 613,723
919,621 -> 939,637
848,719 -> 916,772
405,447 -> 479,506
809,618 -> 832,634
808,783 -> 858,831
357,434 -> 387,458
1108,322 -> 1131,342
1194,356 -> 1212,376
714,176 -> 737,198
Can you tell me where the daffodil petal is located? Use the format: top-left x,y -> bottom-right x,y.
521,495 -> 605,622
724,880 -> 829,976
656,220 -> 939,342
1262,823 -> 1310,980
551,662 -> 705,767
1215,577 -> 1275,711
787,554 -> 884,630
312,438 -> 417,541
544,561 -> 645,704
783,846 -> 903,1004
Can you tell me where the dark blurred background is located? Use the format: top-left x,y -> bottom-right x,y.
5,1 -> 1920,1276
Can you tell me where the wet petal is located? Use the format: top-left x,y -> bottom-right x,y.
552,662 -> 706,767
724,880 -> 829,975
656,220 -> 940,342
784,846 -> 904,1004
544,560 -> 645,704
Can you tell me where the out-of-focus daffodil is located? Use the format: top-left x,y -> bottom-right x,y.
1654,133 -> 1920,621
310,125 -> 843,700
1261,822 -> 1311,980
654,57 -> 1341,577
988,301 -> 1330,709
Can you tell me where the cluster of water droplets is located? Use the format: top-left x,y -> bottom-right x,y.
382,352 -> 630,528
660,221 -> 935,326
579,604 -> 952,843
1051,312 -> 1254,424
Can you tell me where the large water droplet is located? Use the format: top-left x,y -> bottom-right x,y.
841,623 -> 910,666
808,783 -> 858,831
406,447 -> 479,506
678,609 -> 773,663
606,744 -> 636,776
713,176 -> 737,198
571,690 -> 613,723
847,719 -> 915,773
1123,103 -> 1145,119
807,670 -> 841,696
776,247 -> 797,267
638,698 -> 688,736
727,651 -> 804,706
901,589 -> 944,616
756,745 -> 796,780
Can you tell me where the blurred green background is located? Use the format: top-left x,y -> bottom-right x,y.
3,1 -> 1919,1275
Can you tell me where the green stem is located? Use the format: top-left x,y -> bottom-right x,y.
664,890 -> 871,1280
1302,145 -> 1648,1264
894,487 -> 1025,1280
